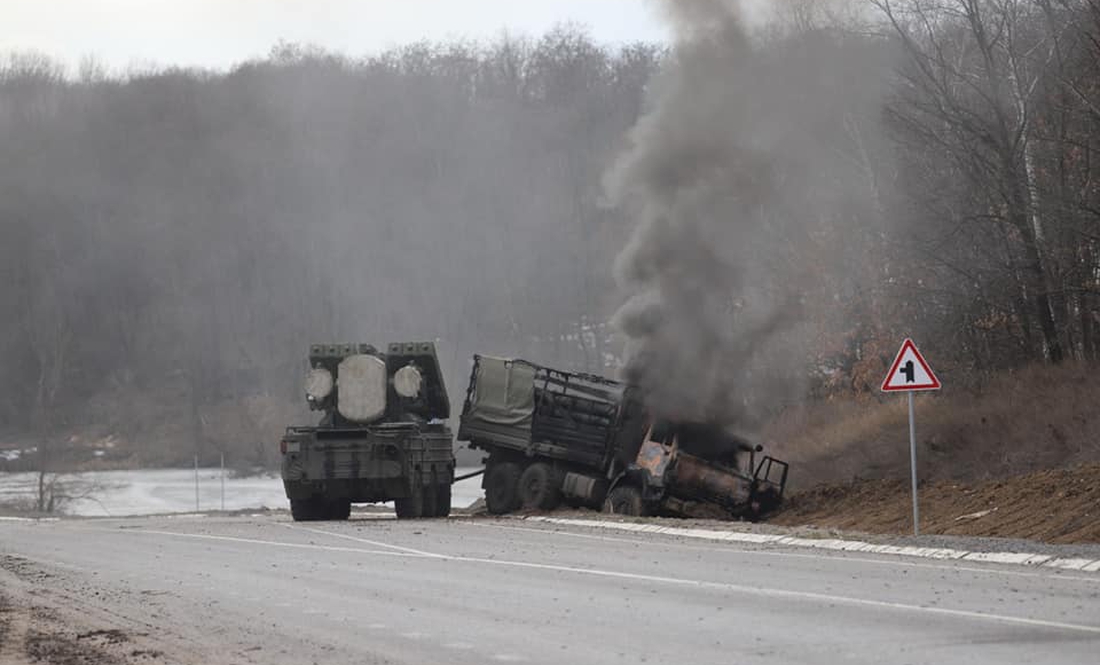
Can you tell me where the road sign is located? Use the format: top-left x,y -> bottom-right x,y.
880,338 -> 941,537
881,338 -> 940,392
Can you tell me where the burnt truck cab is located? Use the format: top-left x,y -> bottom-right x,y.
605,420 -> 788,519
280,342 -> 455,521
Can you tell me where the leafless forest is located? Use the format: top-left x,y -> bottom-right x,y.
1,1 -> 1098,470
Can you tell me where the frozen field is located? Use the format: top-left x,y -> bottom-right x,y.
0,467 -> 484,517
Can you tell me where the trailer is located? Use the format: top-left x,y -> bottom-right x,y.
457,355 -> 788,518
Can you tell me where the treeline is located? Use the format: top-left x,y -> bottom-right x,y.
869,0 -> 1100,377
769,0 -> 1100,395
0,30 -> 660,462
0,2 -> 1098,464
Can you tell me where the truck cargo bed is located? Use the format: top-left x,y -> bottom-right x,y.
457,356 -> 633,471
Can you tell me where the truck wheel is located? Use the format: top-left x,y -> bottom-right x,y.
518,463 -> 562,511
484,462 -> 522,515
290,498 -> 325,522
749,487 -> 781,521
603,485 -> 647,517
395,481 -> 424,519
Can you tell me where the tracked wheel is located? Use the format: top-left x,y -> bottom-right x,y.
290,498 -> 326,522
435,480 -> 452,518
329,498 -> 351,521
424,471 -> 440,518
395,479 -> 425,519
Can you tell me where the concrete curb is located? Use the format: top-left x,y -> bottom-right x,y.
523,516 -> 1100,573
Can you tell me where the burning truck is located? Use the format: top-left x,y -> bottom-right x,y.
457,355 -> 788,518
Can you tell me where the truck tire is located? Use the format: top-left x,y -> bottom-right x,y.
395,481 -> 425,519
484,462 -> 522,515
603,485 -> 647,517
518,462 -> 562,511
290,498 -> 326,521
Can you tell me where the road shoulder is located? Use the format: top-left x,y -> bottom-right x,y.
521,515 -> 1100,573
0,553 -> 198,665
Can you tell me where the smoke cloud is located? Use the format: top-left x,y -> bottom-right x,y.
608,0 -> 890,427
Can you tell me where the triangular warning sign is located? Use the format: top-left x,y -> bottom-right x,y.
881,338 -> 941,392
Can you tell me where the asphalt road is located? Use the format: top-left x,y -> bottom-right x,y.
1,513 -> 1098,664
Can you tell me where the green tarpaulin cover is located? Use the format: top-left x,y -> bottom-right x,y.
466,356 -> 536,431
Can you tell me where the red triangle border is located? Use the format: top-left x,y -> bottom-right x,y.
880,338 -> 941,392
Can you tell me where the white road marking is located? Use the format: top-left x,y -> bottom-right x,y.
135,528 -> 430,558
444,642 -> 476,650
463,522 -> 1100,583
281,524 -> 445,558
963,551 -> 1053,566
435,553 -> 1100,636
1046,558 -> 1097,571
523,516 -> 1100,575
132,524 -> 1100,636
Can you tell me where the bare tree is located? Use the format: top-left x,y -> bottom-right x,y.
870,0 -> 1100,363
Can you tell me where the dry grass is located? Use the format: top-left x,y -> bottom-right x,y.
762,362 -> 1100,491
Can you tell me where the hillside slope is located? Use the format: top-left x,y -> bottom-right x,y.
768,463 -> 1100,544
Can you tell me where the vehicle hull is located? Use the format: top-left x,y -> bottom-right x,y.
281,424 -> 454,503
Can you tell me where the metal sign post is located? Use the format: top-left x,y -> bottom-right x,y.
220,452 -> 226,512
194,455 -> 200,512
881,339 -> 941,536
908,391 -> 918,534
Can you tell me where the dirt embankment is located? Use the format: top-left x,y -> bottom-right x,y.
758,363 -> 1100,543
763,362 -> 1100,491
768,462 -> 1100,544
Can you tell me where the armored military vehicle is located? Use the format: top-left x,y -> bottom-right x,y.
280,342 -> 455,521
457,355 -> 788,518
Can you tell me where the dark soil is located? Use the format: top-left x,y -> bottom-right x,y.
768,462 -> 1100,544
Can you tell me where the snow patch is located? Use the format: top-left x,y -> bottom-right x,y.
0,467 -> 485,517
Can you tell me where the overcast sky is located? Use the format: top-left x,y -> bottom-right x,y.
1,0 -> 671,72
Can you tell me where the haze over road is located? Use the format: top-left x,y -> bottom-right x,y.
2,515 -> 1098,664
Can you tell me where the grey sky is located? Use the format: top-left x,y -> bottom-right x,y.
1,0 -> 670,72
